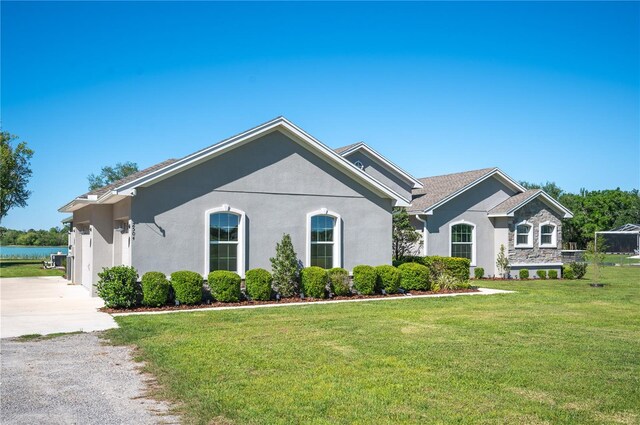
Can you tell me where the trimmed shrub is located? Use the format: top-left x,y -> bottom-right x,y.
424,256 -> 471,282
548,270 -> 558,279
141,271 -> 170,307
328,268 -> 351,296
208,271 -> 242,302
562,266 -> 575,280
398,262 -> 431,291
536,270 -> 547,280
352,265 -> 377,295
570,262 -> 588,279
245,268 -> 273,301
474,267 -> 485,279
375,265 -> 401,294
300,267 -> 328,299
519,269 -> 529,279
171,271 -> 203,305
96,266 -> 139,308
393,256 -> 424,267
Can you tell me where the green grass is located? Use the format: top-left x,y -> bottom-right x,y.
0,259 -> 64,278
106,267 -> 640,424
601,253 -> 640,265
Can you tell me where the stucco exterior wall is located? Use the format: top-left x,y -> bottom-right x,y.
414,177 -> 517,274
343,150 -> 414,201
131,130 -> 393,277
508,198 -> 563,265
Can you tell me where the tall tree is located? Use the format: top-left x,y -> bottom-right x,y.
519,181 -> 564,200
392,207 -> 422,260
0,132 -> 34,221
88,161 -> 139,190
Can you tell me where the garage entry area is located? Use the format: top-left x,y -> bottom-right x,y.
0,276 -> 117,338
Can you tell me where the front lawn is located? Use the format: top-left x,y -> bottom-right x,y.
0,259 -> 64,278
106,267 -> 640,424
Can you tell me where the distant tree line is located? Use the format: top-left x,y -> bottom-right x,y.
520,182 -> 640,249
0,226 -> 69,246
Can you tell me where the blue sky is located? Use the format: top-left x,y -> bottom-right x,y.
2,1 -> 638,230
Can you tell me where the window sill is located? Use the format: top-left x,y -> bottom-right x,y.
515,245 -> 533,249
539,245 -> 557,249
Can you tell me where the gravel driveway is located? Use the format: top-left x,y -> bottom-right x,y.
1,333 -> 179,424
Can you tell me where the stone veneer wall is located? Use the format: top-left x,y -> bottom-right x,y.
508,199 -> 563,264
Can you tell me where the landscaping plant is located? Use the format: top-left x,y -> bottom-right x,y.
496,244 -> 510,278
569,262 -> 588,279
141,271 -> 170,307
562,265 -> 575,280
327,267 -> 351,296
584,240 -> 606,283
300,266 -> 328,298
435,273 -> 463,291
96,265 -> 139,308
548,270 -> 558,279
474,267 -> 484,279
398,262 -> 430,290
537,270 -> 547,280
170,271 -> 203,305
269,234 -> 300,297
245,268 -> 273,301
375,265 -> 401,294
392,207 -> 422,260
352,265 -> 377,295
208,271 -> 242,302
519,269 -> 529,279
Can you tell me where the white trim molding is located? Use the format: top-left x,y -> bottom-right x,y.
515,220 -> 533,248
204,205 -> 246,278
306,209 -> 342,269
449,220 -> 476,266
538,221 -> 558,248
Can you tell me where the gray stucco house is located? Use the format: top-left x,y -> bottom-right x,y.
60,117 -> 572,294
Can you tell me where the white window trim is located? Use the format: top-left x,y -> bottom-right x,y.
204,205 -> 246,278
515,220 -> 533,248
449,220 -> 476,266
306,209 -> 342,269
538,221 -> 557,248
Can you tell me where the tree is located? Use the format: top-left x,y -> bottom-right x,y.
88,161 -> 139,190
392,207 -> 422,260
519,181 -> 564,200
0,132 -> 34,221
496,244 -> 510,278
269,234 -> 300,297
584,239 -> 607,283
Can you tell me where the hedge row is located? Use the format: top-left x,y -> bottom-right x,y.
98,261 -> 472,308
393,255 -> 471,282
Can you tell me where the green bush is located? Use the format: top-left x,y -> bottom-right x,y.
548,270 -> 558,279
423,256 -> 471,282
569,262 -> 588,279
141,271 -> 170,307
474,267 -> 484,279
245,268 -> 273,301
375,265 -> 401,294
392,256 -> 424,267
328,268 -> 351,296
536,270 -> 547,280
96,266 -> 139,308
171,271 -> 203,305
300,267 -> 329,298
398,262 -> 430,291
352,265 -> 377,295
562,266 -> 575,280
519,269 -> 529,279
208,271 -> 242,302
436,274 -> 464,290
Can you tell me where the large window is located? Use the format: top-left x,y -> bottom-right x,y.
539,222 -> 557,247
310,215 -> 335,269
450,222 -> 475,264
515,221 -> 533,248
209,212 -> 239,273
306,209 -> 341,269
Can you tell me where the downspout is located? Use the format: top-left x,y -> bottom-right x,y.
415,214 -> 428,256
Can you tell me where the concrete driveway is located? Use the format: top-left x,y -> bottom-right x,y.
0,276 -> 117,338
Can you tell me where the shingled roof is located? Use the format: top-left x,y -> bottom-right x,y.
408,168 -> 496,213
487,189 -> 541,215
333,142 -> 361,155
79,159 -> 178,199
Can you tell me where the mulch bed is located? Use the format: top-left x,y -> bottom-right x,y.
101,288 -> 480,314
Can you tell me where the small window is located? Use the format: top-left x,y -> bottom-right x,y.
209,212 -> 239,272
539,222 -> 557,247
515,221 -> 533,248
451,223 -> 474,263
354,160 -> 364,170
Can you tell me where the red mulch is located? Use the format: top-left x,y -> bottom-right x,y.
101,288 -> 480,314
